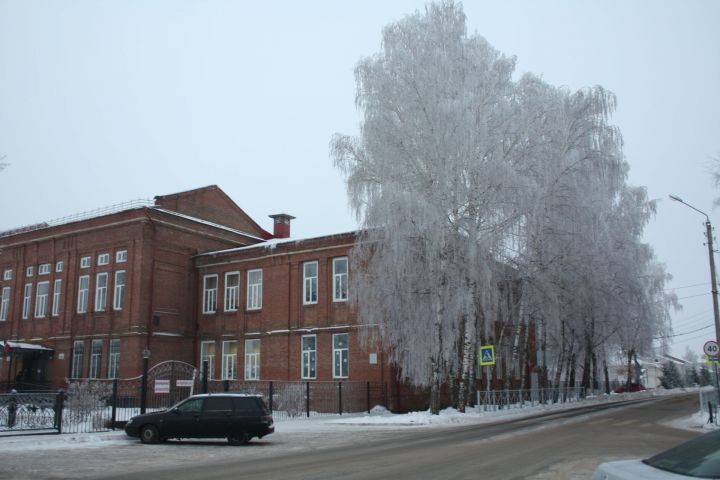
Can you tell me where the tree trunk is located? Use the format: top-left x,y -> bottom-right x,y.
457,313 -> 476,413
625,349 -> 634,389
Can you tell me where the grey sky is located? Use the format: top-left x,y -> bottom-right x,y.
1,0 -> 718,359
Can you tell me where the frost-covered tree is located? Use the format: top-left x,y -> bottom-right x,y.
332,1 -> 523,412
332,0 -> 674,410
660,361 -> 683,389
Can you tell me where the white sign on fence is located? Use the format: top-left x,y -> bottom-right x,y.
176,380 -> 194,387
154,379 -> 170,394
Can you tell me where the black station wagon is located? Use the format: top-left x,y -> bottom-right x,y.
124,393 -> 274,445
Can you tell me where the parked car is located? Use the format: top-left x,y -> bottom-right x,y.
612,382 -> 646,394
592,429 -> 720,479
124,393 -> 274,445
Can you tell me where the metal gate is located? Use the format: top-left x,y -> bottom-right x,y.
144,360 -> 198,411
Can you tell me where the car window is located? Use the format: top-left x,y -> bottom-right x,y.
204,397 -> 234,412
644,430 -> 720,477
176,398 -> 203,413
234,397 -> 262,414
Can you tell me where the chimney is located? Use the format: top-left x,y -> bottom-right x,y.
269,214 -> 295,239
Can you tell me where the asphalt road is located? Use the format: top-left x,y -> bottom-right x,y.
97,394 -> 702,480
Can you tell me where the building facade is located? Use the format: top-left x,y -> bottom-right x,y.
0,186 -> 392,393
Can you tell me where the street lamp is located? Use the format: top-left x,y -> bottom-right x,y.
669,195 -> 720,409
140,347 -> 150,414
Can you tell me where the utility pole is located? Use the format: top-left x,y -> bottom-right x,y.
670,195 -> 720,414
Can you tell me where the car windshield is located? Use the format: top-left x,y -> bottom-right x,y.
643,430 -> 720,478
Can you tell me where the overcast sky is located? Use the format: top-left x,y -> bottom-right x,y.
1,0 -> 719,359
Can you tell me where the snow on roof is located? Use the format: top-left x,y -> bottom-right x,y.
150,208 -> 265,241
197,230 -> 359,257
3,340 -> 53,351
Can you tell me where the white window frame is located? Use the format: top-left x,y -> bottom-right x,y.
333,257 -> 348,302
202,274 -> 218,314
0,286 -> 10,321
97,253 -> 110,266
244,339 -> 260,380
52,279 -> 62,317
333,333 -> 349,378
303,261 -> 318,305
80,256 -> 91,269
246,269 -> 262,310
221,340 -> 237,380
301,335 -> 317,379
108,339 -> 121,379
3,269 -> 11,281
89,339 -> 102,379
77,275 -> 90,313
224,271 -> 240,312
26,266 -> 33,277
71,340 -> 84,378
113,270 -> 125,311
200,341 -> 216,380
55,261 -> 63,273
116,250 -> 127,263
95,272 -> 108,312
38,263 -> 51,275
22,283 -> 32,319
34,281 -> 50,318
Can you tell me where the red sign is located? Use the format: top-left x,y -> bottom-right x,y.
3,341 -> 10,354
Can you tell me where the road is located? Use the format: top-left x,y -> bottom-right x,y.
1,394 -> 704,479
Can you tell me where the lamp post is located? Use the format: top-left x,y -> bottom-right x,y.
669,195 -> 720,409
140,347 -> 150,414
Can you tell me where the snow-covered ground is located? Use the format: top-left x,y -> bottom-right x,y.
0,387 -> 712,454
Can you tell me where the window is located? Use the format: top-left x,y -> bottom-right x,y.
224,272 -> 240,312
55,261 -> 63,273
80,256 -> 91,269
52,279 -> 62,316
95,272 -> 108,312
77,275 -> 90,313
200,341 -> 216,379
22,283 -> 32,319
89,339 -> 102,379
244,339 -> 260,380
333,333 -> 349,378
3,269 -> 11,281
113,271 -> 125,310
303,261 -> 318,305
38,263 -> 51,275
221,341 -> 237,380
97,253 -> 110,266
333,257 -> 348,302
26,266 -> 34,277
202,274 -> 218,314
204,396 -> 233,412
34,281 -> 49,318
246,269 -> 262,310
71,340 -> 84,378
301,335 -> 317,379
177,398 -> 203,413
0,287 -> 10,321
116,250 -> 127,263
108,339 -> 121,379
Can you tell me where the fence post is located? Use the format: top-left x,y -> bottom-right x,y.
338,382 -> 343,415
201,360 -> 208,394
367,381 -> 371,414
269,381 -> 274,414
306,382 -> 310,418
54,389 -> 65,434
111,379 -> 118,430
223,380 -> 230,392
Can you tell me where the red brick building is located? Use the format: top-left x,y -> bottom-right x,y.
0,186 -> 391,392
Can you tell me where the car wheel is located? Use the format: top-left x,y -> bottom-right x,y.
228,431 -> 250,446
140,425 -> 159,444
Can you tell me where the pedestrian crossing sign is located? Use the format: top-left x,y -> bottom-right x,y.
479,345 -> 495,366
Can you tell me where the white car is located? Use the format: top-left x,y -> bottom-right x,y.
592,430 -> 720,479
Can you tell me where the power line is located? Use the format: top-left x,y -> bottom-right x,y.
676,292 -> 712,301
655,324 -> 713,339
667,282 -> 711,291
